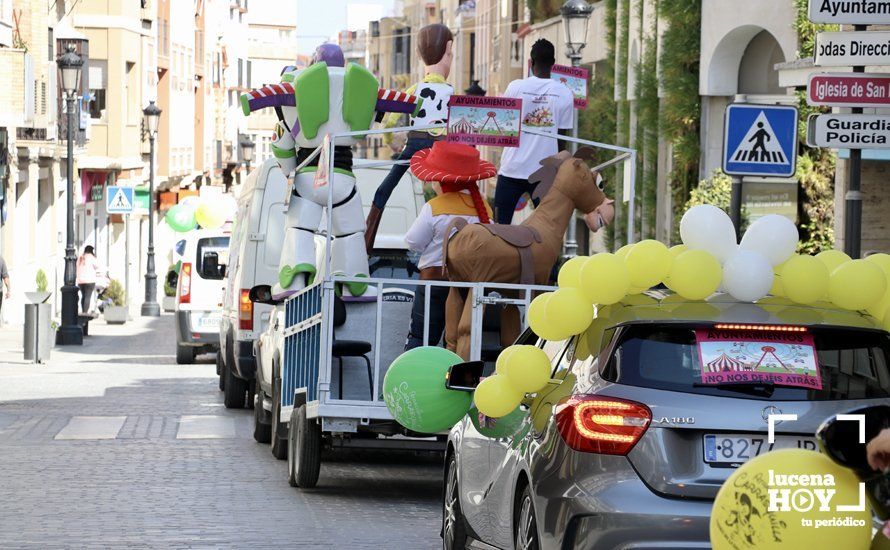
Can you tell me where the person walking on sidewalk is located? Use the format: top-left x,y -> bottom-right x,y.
364,23 -> 455,252
0,254 -> 9,323
76,246 -> 100,315
494,39 -> 574,224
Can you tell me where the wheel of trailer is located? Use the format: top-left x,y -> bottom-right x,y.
223,359 -> 248,409
287,404 -> 321,488
253,389 -> 272,444
442,454 -> 468,550
270,373 -> 288,460
176,344 -> 194,365
216,352 -> 225,391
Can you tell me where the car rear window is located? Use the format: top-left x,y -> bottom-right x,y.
196,237 -> 230,280
601,324 -> 890,401
369,251 -> 419,281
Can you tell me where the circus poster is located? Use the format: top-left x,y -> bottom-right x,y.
551,64 -> 589,109
446,95 -> 522,147
695,328 -> 822,390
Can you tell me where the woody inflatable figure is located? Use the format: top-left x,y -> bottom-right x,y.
404,142 -> 494,350
365,23 -> 456,253
240,44 -> 422,298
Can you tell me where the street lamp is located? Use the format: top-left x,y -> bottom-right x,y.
141,100 -> 162,317
56,44 -> 84,346
560,0 -> 593,260
239,134 -> 255,174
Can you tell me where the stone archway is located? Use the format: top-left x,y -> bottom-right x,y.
705,25 -> 787,96
738,30 -> 786,95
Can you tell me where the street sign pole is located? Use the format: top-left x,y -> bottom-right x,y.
846,24 -> 867,259
729,176 -> 743,240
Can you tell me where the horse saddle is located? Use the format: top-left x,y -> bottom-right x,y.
444,219 -> 542,285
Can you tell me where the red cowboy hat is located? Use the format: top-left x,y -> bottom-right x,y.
410,141 -> 497,184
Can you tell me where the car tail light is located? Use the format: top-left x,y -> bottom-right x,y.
179,263 -> 192,304
239,289 -> 253,330
713,324 -> 807,332
554,396 -> 651,455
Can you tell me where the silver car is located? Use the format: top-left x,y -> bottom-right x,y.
443,292 -> 890,549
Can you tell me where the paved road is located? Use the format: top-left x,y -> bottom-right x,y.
0,315 -> 442,549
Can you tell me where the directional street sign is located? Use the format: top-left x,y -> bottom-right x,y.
808,73 -> 890,108
815,31 -> 890,67
809,0 -> 890,24
723,104 -> 799,178
106,186 -> 134,214
807,113 -> 890,149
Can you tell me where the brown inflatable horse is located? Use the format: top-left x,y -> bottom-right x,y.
443,152 -> 613,360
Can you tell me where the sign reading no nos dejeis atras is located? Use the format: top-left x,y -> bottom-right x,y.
809,0 -> 890,24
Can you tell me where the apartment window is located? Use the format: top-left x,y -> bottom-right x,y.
246,60 -> 251,89
47,28 -> 53,61
88,60 -> 107,120
126,62 -> 136,123
237,58 -> 243,88
371,21 -> 379,38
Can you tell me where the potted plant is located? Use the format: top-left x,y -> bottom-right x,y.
25,269 -> 51,304
163,264 -> 178,312
103,279 -> 128,324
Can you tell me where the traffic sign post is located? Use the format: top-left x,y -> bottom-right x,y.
722,104 -> 799,235
106,186 -> 134,215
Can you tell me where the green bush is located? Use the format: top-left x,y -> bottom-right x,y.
36,269 -> 48,293
105,280 -> 126,307
685,169 -> 748,231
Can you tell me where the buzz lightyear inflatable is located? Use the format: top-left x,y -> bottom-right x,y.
241,44 -> 422,298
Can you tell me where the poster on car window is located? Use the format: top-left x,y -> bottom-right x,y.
696,328 -> 822,390
446,95 -> 522,147
551,64 -> 589,110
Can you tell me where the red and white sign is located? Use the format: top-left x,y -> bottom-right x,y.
807,73 -> 890,108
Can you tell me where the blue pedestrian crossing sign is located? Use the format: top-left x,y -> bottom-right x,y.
106,186 -> 134,214
723,104 -> 798,178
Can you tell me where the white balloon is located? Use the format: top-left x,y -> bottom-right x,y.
680,205 -> 738,264
722,250 -> 774,302
739,214 -> 799,267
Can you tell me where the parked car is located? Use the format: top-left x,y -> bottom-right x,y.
443,293 -> 890,550
219,159 -> 288,409
252,163 -> 424,458
174,228 -> 230,364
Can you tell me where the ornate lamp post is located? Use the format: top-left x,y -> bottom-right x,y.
141,100 -> 162,317
239,134 -> 255,174
560,0 -> 593,260
56,45 -> 84,346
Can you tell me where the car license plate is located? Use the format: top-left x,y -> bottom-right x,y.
198,314 -> 220,328
703,434 -> 818,464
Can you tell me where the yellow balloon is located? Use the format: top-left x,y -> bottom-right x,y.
527,293 -> 564,341
625,239 -> 672,290
615,243 -> 634,259
867,283 -> 890,320
780,255 -> 829,305
884,308 -> 890,332
497,345 -> 551,393
579,253 -> 630,305
710,449 -> 872,550
829,259 -> 887,311
557,256 -> 589,290
195,203 -> 226,229
474,375 -> 523,418
573,331 -> 592,361
770,255 -> 796,297
669,244 -> 689,259
866,252 -> 890,275
494,346 -> 518,375
816,249 -> 851,273
667,250 -> 721,300
545,287 -> 594,337
626,285 -> 647,295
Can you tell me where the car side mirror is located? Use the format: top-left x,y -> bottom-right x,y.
249,284 -> 281,305
446,361 -> 484,392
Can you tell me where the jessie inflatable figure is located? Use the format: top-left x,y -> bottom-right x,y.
365,23 -> 456,253
403,142 -> 494,350
240,44 -> 423,298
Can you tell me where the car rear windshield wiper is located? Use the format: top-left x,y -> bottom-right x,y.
693,381 -> 776,397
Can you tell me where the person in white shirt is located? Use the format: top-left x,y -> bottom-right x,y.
405,141 -> 494,350
495,39 -> 575,224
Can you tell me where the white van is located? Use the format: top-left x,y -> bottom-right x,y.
219,159 -> 287,409
175,228 -> 231,364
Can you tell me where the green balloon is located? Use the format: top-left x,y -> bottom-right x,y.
469,405 -> 526,440
166,204 -> 196,233
383,346 -> 473,434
